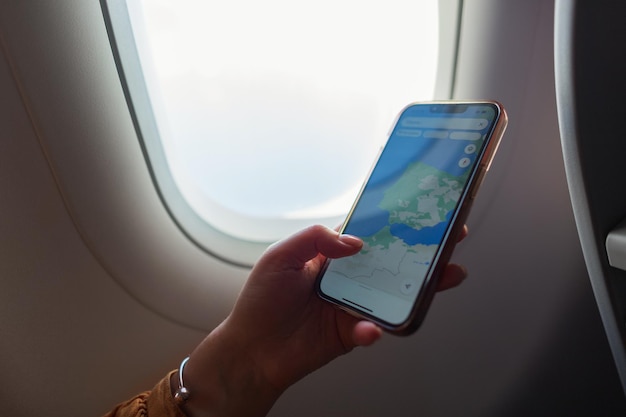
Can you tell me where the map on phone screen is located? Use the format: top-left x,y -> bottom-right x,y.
319,104 -> 497,324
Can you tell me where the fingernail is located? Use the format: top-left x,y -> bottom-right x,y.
339,234 -> 363,248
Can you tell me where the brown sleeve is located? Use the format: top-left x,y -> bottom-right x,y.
103,371 -> 188,417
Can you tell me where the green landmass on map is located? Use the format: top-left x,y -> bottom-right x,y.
361,161 -> 467,252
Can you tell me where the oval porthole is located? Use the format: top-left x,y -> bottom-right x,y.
103,0 -> 456,266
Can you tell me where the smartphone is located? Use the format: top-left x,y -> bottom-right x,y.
316,101 -> 508,335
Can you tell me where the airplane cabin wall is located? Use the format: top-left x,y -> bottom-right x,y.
0,1 -> 624,417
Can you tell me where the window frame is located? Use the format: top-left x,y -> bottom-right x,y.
100,0 -> 462,267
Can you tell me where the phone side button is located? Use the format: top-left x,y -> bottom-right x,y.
469,167 -> 488,199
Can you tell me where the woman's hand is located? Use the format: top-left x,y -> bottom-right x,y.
179,225 -> 468,417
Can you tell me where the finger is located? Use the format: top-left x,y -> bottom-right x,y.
351,321 -> 383,347
262,225 -> 363,270
458,224 -> 469,242
436,263 -> 468,291
335,312 -> 382,352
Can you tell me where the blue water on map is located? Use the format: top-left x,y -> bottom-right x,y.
390,212 -> 453,245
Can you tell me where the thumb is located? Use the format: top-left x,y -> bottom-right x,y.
261,225 -> 363,271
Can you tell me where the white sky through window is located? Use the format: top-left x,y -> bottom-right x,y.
127,0 -> 439,242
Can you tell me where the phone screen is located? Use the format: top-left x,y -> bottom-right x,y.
317,102 -> 503,329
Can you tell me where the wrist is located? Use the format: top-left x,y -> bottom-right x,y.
175,321 -> 282,417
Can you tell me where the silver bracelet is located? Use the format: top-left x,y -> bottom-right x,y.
174,356 -> 191,405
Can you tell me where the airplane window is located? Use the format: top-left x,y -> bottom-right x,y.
103,0 -> 455,265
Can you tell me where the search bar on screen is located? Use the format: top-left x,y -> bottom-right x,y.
401,117 -> 489,130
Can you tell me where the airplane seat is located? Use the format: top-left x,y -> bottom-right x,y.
555,0 -> 626,394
